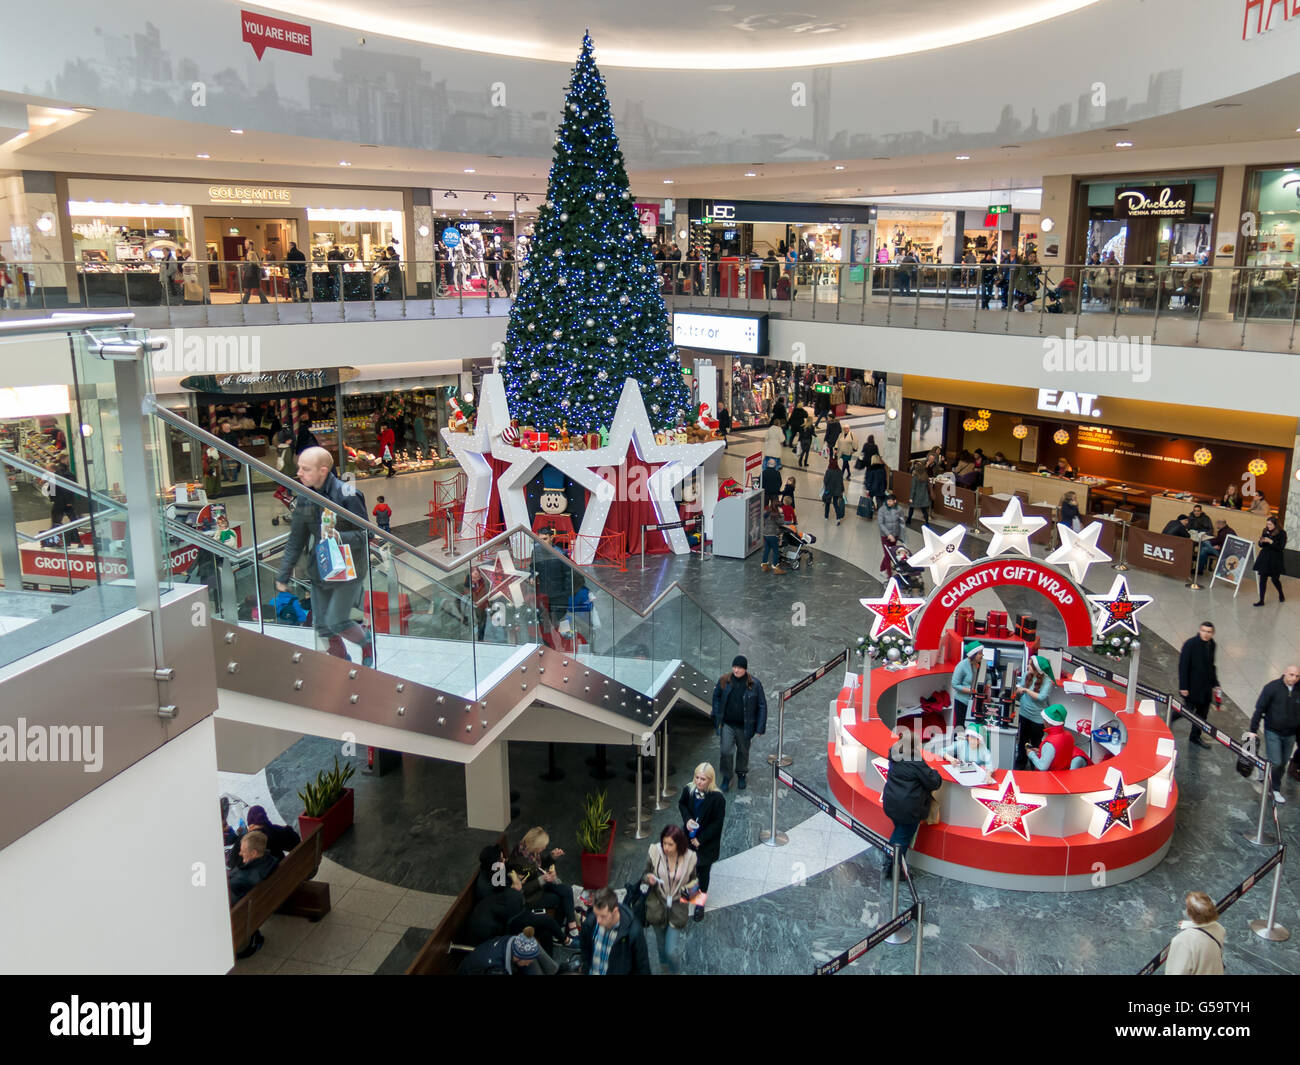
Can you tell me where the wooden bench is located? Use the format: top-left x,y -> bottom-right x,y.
230,825 -> 331,958
407,834 -> 508,975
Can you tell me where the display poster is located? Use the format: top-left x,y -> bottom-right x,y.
930,480 -> 976,522
1210,534 -> 1253,593
1019,424 -> 1039,464
745,491 -> 764,554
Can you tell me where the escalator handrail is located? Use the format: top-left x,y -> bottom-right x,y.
148,400 -> 741,643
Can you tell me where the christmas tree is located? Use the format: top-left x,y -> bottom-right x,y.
500,33 -> 691,434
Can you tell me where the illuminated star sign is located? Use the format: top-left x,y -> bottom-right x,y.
1082,769 -> 1146,836
1045,520 -> 1112,582
859,577 -> 926,639
1086,575 -> 1152,636
474,551 -> 528,608
917,523 -> 972,583
978,496 -> 1047,557
971,773 -> 1046,841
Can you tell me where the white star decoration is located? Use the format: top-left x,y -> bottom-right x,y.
1086,575 -> 1152,636
439,377 -> 512,543
917,523 -> 972,583
978,496 -> 1047,558
1045,520 -> 1112,582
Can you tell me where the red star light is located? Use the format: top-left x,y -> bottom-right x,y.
972,773 -> 1046,841
859,577 -> 926,640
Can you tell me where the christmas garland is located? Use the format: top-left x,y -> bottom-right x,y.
856,630 -> 917,666
1092,632 -> 1139,659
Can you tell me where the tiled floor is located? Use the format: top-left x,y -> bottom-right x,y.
232,857 -> 454,975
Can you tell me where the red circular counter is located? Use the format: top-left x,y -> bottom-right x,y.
827,663 -> 1178,891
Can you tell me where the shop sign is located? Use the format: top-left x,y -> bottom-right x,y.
931,481 -> 975,521
1113,184 -> 1193,219
180,368 -> 358,395
1127,527 -> 1193,576
20,544 -> 199,585
672,312 -> 766,356
635,202 -> 660,237
1037,389 -> 1102,417
241,9 -> 313,61
1242,0 -> 1300,40
441,228 -> 461,248
207,185 -> 292,207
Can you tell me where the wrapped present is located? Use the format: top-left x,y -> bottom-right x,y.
673,430 -> 687,444
955,606 -> 975,637
585,432 -> 601,450
986,609 -> 1009,637
523,430 -> 549,451
972,619 -> 987,635
544,439 -> 560,452
1016,614 -> 1038,640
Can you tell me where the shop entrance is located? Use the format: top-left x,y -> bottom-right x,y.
204,217 -> 299,297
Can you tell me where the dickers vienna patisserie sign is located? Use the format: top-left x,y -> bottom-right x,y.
241,10 -> 313,60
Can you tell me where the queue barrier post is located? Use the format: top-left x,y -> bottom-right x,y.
885,844 -> 914,945
766,690 -> 793,768
913,898 -> 925,974
627,749 -> 650,840
761,757 -> 789,847
1250,848 -> 1290,942
1245,763 -> 1276,847
660,721 -> 676,801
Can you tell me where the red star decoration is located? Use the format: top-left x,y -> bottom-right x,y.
1093,776 -> 1143,834
860,577 -> 925,640
972,773 -> 1045,841
1086,576 -> 1152,637
474,551 -> 528,608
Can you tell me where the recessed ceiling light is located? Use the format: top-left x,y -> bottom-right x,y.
833,165 -> 846,170
360,143 -> 379,148
744,171 -> 757,177
463,167 -> 476,173
339,160 -> 352,166
1115,141 -> 1133,148
1213,103 -> 1242,109
663,179 -> 674,184
195,153 -> 211,159
30,117 -> 57,127
229,128 -> 244,134
955,154 -> 971,160
47,108 -> 76,117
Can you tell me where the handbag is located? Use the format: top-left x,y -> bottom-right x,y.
1235,732 -> 1257,778
624,880 -> 648,925
857,495 -> 873,518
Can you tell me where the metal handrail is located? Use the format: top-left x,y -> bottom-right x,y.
146,400 -> 741,642
0,312 -> 135,336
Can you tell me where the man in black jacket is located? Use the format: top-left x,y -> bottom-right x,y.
275,447 -> 374,665
285,241 -> 308,301
580,889 -> 650,975
1251,666 -> 1300,804
1177,621 -> 1221,749
710,655 -> 768,791
459,927 -> 553,975
787,404 -> 808,451
824,413 -> 843,455
228,831 -> 279,904
1161,514 -> 1191,538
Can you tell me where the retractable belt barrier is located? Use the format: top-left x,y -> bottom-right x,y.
639,516 -> 701,569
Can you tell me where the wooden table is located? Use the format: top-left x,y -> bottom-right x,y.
1147,494 -> 1270,543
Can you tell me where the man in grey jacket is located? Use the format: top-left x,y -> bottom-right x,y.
877,490 -> 905,545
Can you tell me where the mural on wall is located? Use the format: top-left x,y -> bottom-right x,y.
2,0 -> 1289,169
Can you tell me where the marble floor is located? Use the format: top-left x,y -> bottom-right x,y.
248,427 -> 1300,976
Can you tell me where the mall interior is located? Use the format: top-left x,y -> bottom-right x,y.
1,0 -> 1300,982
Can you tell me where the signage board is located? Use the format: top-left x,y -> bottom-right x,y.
930,481 -> 976,522
1127,526 -> 1194,577
987,204 -> 1011,215
672,312 -> 767,357
21,544 -> 199,587
1038,389 -> 1102,417
1210,534 -> 1253,593
181,368 -> 358,395
441,227 -> 461,248
1113,184 -> 1194,219
240,9 -> 313,60
207,184 -> 292,207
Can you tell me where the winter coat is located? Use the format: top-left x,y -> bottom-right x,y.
877,502 -> 905,540
276,470 -> 370,584
228,853 -> 279,904
458,934 -> 522,975
788,406 -> 808,432
863,462 -> 889,500
881,756 -> 942,826
1253,526 -> 1287,577
822,465 -> 845,499
763,425 -> 784,457
641,844 -> 699,930
1251,677 -> 1300,737
909,476 -> 931,510
1177,636 -> 1219,705
678,786 -> 726,865
838,428 -> 857,457
579,904 -> 651,975
710,673 -> 768,739
1165,921 -> 1225,976
824,420 -> 843,451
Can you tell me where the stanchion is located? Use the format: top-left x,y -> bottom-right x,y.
1244,764 -> 1277,847
1249,850 -> 1291,942
760,759 -> 789,846
1187,533 -> 1205,590
1125,643 -> 1139,714
539,742 -> 565,782
653,728 -> 669,811
1113,518 -> 1130,571
885,846 -> 913,945
913,898 -> 925,974
660,722 -> 676,801
766,692 -> 793,767
627,751 -> 650,840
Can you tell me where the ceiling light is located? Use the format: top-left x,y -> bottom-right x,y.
744,172 -> 757,177
35,214 -> 55,234
1041,217 -> 1055,232
195,153 -> 210,159
955,154 -> 971,160
417,224 -> 430,237
1000,144 -> 1021,150
339,160 -> 352,167
663,179 -> 674,184
72,107 -> 96,114
229,128 -> 244,135
1213,103 -> 1242,109
443,191 -> 458,199
464,167 -> 476,174
833,165 -> 846,170
47,108 -> 76,117
1115,141 -> 1133,148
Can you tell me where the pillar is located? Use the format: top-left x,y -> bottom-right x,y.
465,740 -> 511,831
880,379 -> 904,471
1207,165 -> 1246,317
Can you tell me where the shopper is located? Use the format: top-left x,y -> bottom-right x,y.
1197,519 -> 1235,576
513,826 -> 580,941
45,461 -> 78,529
1250,666 -> 1300,804
906,464 -> 932,527
1164,892 -> 1226,976
863,455 -> 889,513
580,887 -> 651,975
796,419 -> 815,467
285,242 -> 308,301
880,730 -> 941,877
679,763 -> 725,923
243,805 -> 300,861
240,242 -> 268,304
372,495 -> 392,532
377,422 -> 397,478
1252,516 -> 1287,606
459,926 -> 556,976
759,498 -> 785,574
1012,655 -> 1055,769
1059,490 -> 1082,530
823,413 -> 843,457
274,446 -> 375,667
877,489 -> 905,548
227,831 -> 278,905
710,654 -> 768,791
860,433 -> 880,468
822,459 -> 846,524
638,825 -> 699,974
1177,622 -> 1221,749
837,423 -> 857,477
763,419 -> 784,472
716,406 -> 731,439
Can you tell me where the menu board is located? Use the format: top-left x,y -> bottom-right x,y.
746,491 -> 764,554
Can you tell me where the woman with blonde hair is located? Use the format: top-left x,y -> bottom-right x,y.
513,826 -> 580,942
1165,891 -> 1225,975
677,762 -> 726,923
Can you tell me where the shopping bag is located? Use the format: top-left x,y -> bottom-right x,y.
316,535 -> 357,582
589,604 -> 601,628
1235,732 -> 1257,779
857,495 -> 874,518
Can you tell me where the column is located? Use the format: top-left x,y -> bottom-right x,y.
1208,166 -> 1247,317
880,379 -> 904,470
1284,433 -> 1300,538
1039,175 -> 1073,268
465,740 -> 511,831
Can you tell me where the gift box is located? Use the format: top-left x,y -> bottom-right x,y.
523,430 -> 548,450
585,432 -> 601,450
544,439 -> 560,452
955,606 -> 975,637
1016,614 -> 1038,640
972,619 -> 987,635
986,609 -> 1009,637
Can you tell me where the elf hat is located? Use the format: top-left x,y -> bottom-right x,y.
963,640 -> 983,659
1040,703 -> 1068,725
1032,654 -> 1054,680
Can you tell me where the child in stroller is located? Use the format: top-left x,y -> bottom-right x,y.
778,484 -> 817,570
879,538 -> 925,593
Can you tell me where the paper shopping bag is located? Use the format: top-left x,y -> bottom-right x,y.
316,536 -> 357,582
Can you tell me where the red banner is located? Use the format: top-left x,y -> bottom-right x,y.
635,203 -> 660,236
744,451 -> 762,480
21,544 -> 200,585
241,10 -> 313,60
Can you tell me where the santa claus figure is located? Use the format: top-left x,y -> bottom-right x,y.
531,466 -> 576,538
696,403 -> 720,433
448,397 -> 469,432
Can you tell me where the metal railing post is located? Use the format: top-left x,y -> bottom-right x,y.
369,269 -> 376,320
761,759 -> 788,846
913,898 -> 925,973
811,268 -> 818,320
885,844 -> 913,944
1244,763 -> 1276,846
1289,271 -> 1300,351
1249,851 -> 1291,942
942,267 -> 951,330
860,266 -> 868,324
885,267 -> 894,325
660,721 -> 675,800
1150,266 -> 1164,342
653,725 -> 669,811
629,749 -> 649,839
1239,268 -> 1253,347
1193,269 -> 1208,344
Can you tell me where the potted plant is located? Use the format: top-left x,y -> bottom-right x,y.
577,790 -> 617,889
297,756 -> 356,850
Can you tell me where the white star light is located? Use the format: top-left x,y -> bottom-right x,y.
916,523 -> 972,583
439,378 -> 511,544
978,496 -> 1047,558
1045,520 -> 1112,583
475,550 -> 528,608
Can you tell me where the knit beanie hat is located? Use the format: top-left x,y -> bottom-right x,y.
1032,654 -> 1054,681
732,655 -> 748,670
1040,703 -> 1068,725
511,928 -> 541,961
963,640 -> 983,659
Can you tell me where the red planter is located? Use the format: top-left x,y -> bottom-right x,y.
579,819 -> 617,889
297,787 -> 354,851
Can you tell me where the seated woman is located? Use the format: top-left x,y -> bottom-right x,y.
940,722 -> 994,773
465,859 -> 566,958
475,842 -> 507,900
513,826 -> 580,943
1024,703 -> 1090,770
244,805 -> 300,860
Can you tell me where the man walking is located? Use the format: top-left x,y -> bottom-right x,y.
580,887 -> 650,975
710,655 -> 768,791
1250,666 -> 1300,805
1177,621 -> 1221,749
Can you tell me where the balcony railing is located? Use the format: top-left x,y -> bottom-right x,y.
2,258 -> 1295,350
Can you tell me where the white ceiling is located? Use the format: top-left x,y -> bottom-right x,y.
251,0 -> 1105,69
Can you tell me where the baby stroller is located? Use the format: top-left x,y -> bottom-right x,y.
778,520 -> 816,570
270,483 -> 297,526
880,538 -> 925,593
